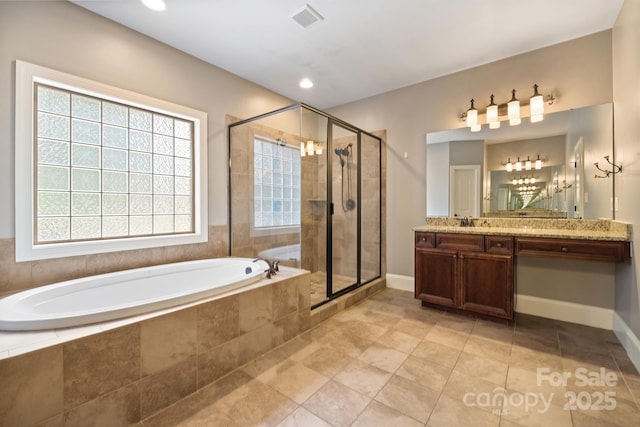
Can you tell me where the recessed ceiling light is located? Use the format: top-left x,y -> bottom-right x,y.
299,78 -> 313,89
141,0 -> 166,11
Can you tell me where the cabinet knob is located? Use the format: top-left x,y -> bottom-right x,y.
561,247 -> 569,252
496,243 -> 503,248
421,237 -> 426,241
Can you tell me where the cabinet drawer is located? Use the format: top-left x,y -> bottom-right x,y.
415,232 -> 435,249
515,237 -> 630,263
485,236 -> 514,254
436,233 -> 484,252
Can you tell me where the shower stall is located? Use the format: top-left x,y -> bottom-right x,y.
228,104 -> 382,307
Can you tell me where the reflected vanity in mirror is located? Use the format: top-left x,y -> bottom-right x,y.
426,103 -> 613,219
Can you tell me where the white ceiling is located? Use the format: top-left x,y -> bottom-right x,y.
73,0 -> 623,109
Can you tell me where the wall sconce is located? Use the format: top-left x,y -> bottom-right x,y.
594,155 -> 621,178
460,84 -> 556,131
505,155 -> 543,171
300,140 -> 322,157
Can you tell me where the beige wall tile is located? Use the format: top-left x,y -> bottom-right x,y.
63,383 -> 140,427
140,308 -> 197,376
30,255 -> 87,288
139,356 -> 197,419
272,311 -> 299,348
238,285 -> 272,333
272,279 -> 298,320
197,338 -> 240,388
0,238 -> 32,292
197,294 -> 240,352
237,325 -> 273,365
63,325 -> 140,409
0,346 -> 63,427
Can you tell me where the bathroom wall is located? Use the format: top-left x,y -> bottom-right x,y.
613,1 -> 640,343
329,30 -> 614,278
0,1 -> 293,295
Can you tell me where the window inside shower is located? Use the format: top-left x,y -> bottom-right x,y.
228,104 -> 382,308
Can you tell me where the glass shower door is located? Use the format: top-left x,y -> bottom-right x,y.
329,121 -> 359,296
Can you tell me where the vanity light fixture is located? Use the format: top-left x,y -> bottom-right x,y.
594,155 -> 621,178
300,140 -> 322,157
504,154 -> 543,171
460,85 -> 556,130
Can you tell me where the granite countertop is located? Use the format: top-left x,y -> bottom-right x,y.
414,218 -> 632,241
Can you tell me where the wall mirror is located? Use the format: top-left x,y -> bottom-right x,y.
426,103 -> 613,219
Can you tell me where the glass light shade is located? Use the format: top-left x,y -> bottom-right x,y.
524,178 -> 530,184
508,89 -> 520,126
518,178 -> 524,185
466,109 -> 478,127
530,84 -> 545,123
489,121 -> 501,129
306,140 -> 314,155
466,99 -> 478,128
506,160 -> 513,172
525,157 -> 532,170
300,141 -> 305,157
515,159 -> 522,171
470,124 -> 481,132
486,97 -> 498,124
531,177 -> 536,184
315,143 -> 322,155
535,156 -> 542,169
512,178 -> 517,185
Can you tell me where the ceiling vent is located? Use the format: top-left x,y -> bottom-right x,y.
290,4 -> 324,29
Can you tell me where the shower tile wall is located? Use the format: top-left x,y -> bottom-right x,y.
0,225 -> 229,297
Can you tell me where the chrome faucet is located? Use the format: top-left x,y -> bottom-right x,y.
253,257 -> 279,279
459,216 -> 474,227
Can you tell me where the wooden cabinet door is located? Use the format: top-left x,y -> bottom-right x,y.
458,251 -> 514,319
415,248 -> 458,307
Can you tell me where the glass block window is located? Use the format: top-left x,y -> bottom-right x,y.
253,138 -> 301,228
34,83 -> 195,243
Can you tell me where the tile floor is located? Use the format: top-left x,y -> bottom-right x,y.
139,288 -> 640,426
309,272 -> 356,306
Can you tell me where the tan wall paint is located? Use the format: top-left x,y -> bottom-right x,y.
329,31 -> 614,278
0,1 -> 293,237
613,0 -> 640,337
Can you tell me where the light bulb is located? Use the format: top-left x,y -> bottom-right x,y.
515,157 -> 522,171
525,156 -> 532,170
487,95 -> 499,129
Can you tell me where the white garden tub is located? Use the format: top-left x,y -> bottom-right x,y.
0,257 -> 270,331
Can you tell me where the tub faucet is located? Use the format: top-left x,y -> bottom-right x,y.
253,258 -> 279,278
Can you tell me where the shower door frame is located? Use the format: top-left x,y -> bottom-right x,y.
227,103 -> 382,309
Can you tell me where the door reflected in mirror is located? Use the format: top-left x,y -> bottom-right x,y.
426,103 -> 613,219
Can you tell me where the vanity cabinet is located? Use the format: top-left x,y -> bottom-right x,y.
414,232 -> 514,320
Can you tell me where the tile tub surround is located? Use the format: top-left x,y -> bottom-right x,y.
0,225 -> 230,297
416,217 -> 632,241
0,268 -> 311,427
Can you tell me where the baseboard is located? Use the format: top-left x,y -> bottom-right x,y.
516,294 -> 613,330
613,312 -> 640,374
385,274 -> 413,292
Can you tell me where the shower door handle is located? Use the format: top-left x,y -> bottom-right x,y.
330,202 -> 334,215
